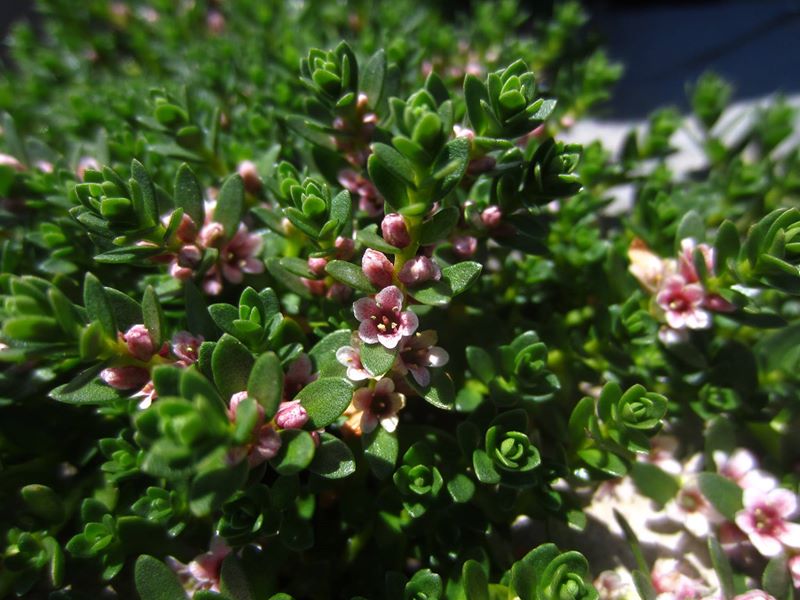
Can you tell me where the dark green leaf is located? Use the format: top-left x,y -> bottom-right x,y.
325,260 -> 377,293
248,352 -> 283,419
696,472 -> 743,521
408,261 -> 483,306
361,343 -> 398,377
363,426 -> 398,480
212,334 -> 255,400
142,286 -> 166,347
295,377 -> 353,428
216,174 -> 245,239
309,432 -> 356,479
419,206 -> 460,245
174,163 -> 204,226
83,272 -> 116,338
134,555 -> 189,600
271,429 -> 316,475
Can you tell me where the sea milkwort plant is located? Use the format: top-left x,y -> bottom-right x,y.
1,1 -> 800,599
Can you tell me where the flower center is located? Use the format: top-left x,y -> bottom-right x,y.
371,393 -> 391,416
753,506 -> 779,533
372,307 -> 401,334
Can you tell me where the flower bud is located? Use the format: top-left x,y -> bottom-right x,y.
275,400 -> 309,430
398,256 -> 441,287
175,213 -> 198,242
362,249 -> 394,288
237,160 -> 262,195
199,222 -> 225,247
0,153 -> 25,172
481,206 -> 502,229
453,125 -> 475,141
76,157 -> 100,180
381,213 -> 411,248
307,257 -> 328,277
301,278 -> 327,296
124,324 -> 156,361
335,236 -> 356,260
326,282 -> 351,303
453,235 -> 477,258
178,244 -> 202,268
172,331 -> 203,364
100,366 -> 150,390
206,10 -> 225,35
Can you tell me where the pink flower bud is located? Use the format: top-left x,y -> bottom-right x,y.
124,324 -> 156,361
34,160 -> 53,173
178,244 -> 202,268
199,222 -> 225,247
362,249 -> 395,288
307,257 -> 328,276
453,125 -> 475,141
175,213 -> 198,243
326,282 -> 352,303
398,256 -> 441,287
206,10 -> 225,34
275,400 -> 309,429
453,235 -> 478,258
100,366 -> 150,390
381,213 -> 411,248
0,153 -> 24,172
76,157 -> 100,180
357,93 -> 369,111
335,236 -> 356,260
301,278 -> 327,296
481,206 -> 502,229
227,391 -> 265,423
237,160 -> 262,195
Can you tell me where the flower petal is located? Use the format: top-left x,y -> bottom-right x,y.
375,285 -> 403,310
408,364 -> 430,387
426,346 -> 449,367
354,297 -> 379,321
358,320 -> 380,344
398,310 -> 419,337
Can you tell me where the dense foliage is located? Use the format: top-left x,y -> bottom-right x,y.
1,2 -> 799,599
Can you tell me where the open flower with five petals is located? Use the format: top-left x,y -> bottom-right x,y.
354,286 -> 418,349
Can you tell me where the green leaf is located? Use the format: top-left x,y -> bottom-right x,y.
212,334 -> 255,400
220,555 -> 255,600
131,159 -> 158,227
630,462 -> 679,506
472,449 -> 500,484
83,272 -> 116,338
21,484 -> 65,523
714,220 -> 740,275
3,316 -> 61,342
189,460 -> 249,516
577,448 -> 628,477
632,571 -> 657,600
446,473 -> 476,503
696,472 -> 743,521
405,569 -> 441,600
215,174 -> 245,239
265,257 -> 312,298
462,560 -> 489,600
142,286 -> 166,347
367,153 -> 408,210
372,143 -> 417,188
50,378 -> 125,405
419,206 -> 460,245
429,137 -> 469,201
357,224 -> 400,254
247,352 -> 283,419
763,555 -> 793,600
613,510 -> 649,574
361,342 -> 398,377
308,329 -> 351,376
411,370 -> 455,410
408,261 -> 483,306
675,210 -> 705,249
185,281 -> 220,340
294,377 -> 353,428
464,75 -> 489,135
325,260 -> 377,293
363,426 -> 398,480
309,432 -> 356,479
466,346 -> 495,384
361,49 -> 387,108
181,366 -> 224,408
708,537 -> 735,600
134,555 -> 189,600
271,429 -> 316,475
174,163 -> 204,226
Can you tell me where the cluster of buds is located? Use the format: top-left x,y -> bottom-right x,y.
100,325 -> 204,409
300,236 -> 355,301
338,169 -> 383,216
333,93 -> 378,167
159,200 -> 264,295
628,238 -> 734,343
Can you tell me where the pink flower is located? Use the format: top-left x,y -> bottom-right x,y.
663,474 -> 723,537
629,239 -> 676,294
326,282 -> 352,303
302,277 -> 327,296
335,236 -> 356,260
381,213 -> 410,248
133,380 -> 158,410
227,391 -> 265,423
171,331 -> 203,365
453,125 -> 475,141
481,206 -> 503,229
237,160 -> 262,195
453,235 -> 478,258
336,345 -> 372,381
353,286 -> 419,349
338,169 -> 383,216
217,224 -> 264,284
351,378 -> 405,433
714,448 -> 777,492
100,366 -> 151,390
638,434 -> 682,476
789,555 -> 800,590
76,156 -> 100,180
0,153 -> 25,172
362,249 -> 395,288
735,487 -> 800,557
398,256 -> 441,287
282,354 -> 317,400
275,400 -> 309,430
395,330 -> 449,387
679,238 -> 715,283
226,392 -> 281,467
733,592 -> 777,600
123,324 -> 156,362
656,275 -> 711,330
172,536 -> 230,593
650,558 -> 709,599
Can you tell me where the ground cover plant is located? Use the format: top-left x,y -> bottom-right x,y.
1,1 -> 799,599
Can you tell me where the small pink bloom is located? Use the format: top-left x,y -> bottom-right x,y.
664,475 -> 723,538
133,380 -> 158,410
283,354 -> 317,400
227,391 -> 265,423
398,256 -> 441,287
0,153 -> 25,172
302,277 -> 327,295
175,213 -> 199,243
100,366 -> 151,390
735,487 -> 800,557
481,206 -> 503,229
733,592 -> 777,600
395,330 -> 449,387
705,293 -> 737,313
335,236 -> 356,260
628,239 -> 676,293
275,400 -> 308,430
656,275 -> 711,330
353,286 -> 419,349
307,257 -> 328,276
34,160 -> 53,173
199,221 -> 225,247
237,160 -> 262,195
171,331 -> 203,365
789,555 -> 800,590
76,156 -> 100,180
714,448 -> 777,492
206,10 -> 225,34
177,244 -> 203,268
679,238 -> 715,283
650,558 -> 709,599
123,324 -> 156,361
638,434 -> 682,476
248,425 -> 282,466
453,125 -> 475,141
351,378 -> 406,433
326,282 -> 352,303
381,213 -> 411,248
218,224 -> 264,284
336,345 -> 372,381
170,537 -> 231,593
453,235 -> 478,258
362,249 -> 395,288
